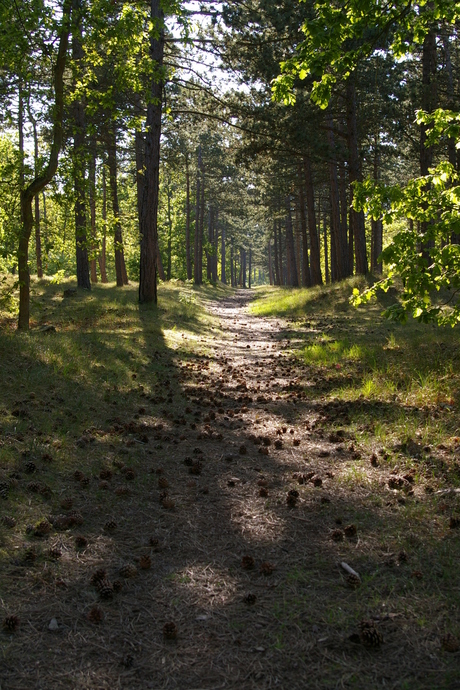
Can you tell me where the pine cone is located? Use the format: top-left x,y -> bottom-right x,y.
288,489 -> 299,498
90,568 -> 107,585
359,620 -> 382,646
441,632 -> 459,653
80,476 -> 90,487
34,519 -> 52,537
112,579 -> 123,592
345,573 -> 361,589
274,439 -> 283,449
260,561 -> 274,576
241,555 -> 255,570
449,516 -> 460,529
312,476 -> 323,487
23,547 -> 37,564
67,511 -> 84,526
60,498 -> 73,510
97,578 -> 114,600
74,470 -> 85,481
244,593 -> 257,605
119,564 -> 137,578
259,487 -> 269,497
344,524 -> 357,538
99,469 -> 112,480
189,462 -> 202,476
158,477 -> 169,489
75,535 -> 88,549
2,516 -> 16,528
3,615 -> 20,632
115,485 -> 131,496
103,520 -> 117,532
88,605 -> 104,623
331,529 -> 344,542
163,621 -> 177,640
125,469 -> 136,481
99,480 -> 110,490
27,481 -> 41,493
24,461 -> 36,474
0,482 -> 9,499
397,550 -> 408,563
149,537 -> 160,550
47,547 -> 62,560
161,497 -> 175,510
286,494 -> 297,507
139,554 -> 151,570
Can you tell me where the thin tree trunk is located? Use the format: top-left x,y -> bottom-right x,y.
213,207 -> 218,282
185,156 -> 192,279
139,0 -> 164,303
303,156 -> 322,285
107,125 -> 128,286
323,208 -> 329,284
268,241 -> 273,285
72,2 -> 91,290
346,74 -> 368,274
248,247 -> 252,288
297,166 -> 311,287
327,115 -> 349,280
27,99 -> 43,279
88,140 -> 98,283
166,182 -> 172,280
230,236 -> 234,287
278,217 -> 283,285
285,196 -> 299,287
18,1 -> 71,329
221,220 -> 226,283
206,205 -> 214,281
273,218 -> 280,285
194,146 -> 201,284
99,163 -> 108,282
371,137 -> 383,272
199,157 -> 205,283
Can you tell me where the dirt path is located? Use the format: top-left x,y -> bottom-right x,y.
1,290 -> 457,690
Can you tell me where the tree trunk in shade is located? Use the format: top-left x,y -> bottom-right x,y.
99,163 -> 108,283
268,240 -> 273,285
346,74 -> 368,274
297,166 -> 311,287
248,247 -> 252,288
327,116 -> 349,281
303,156 -> 322,285
285,196 -> 299,287
230,236 -> 234,287
185,156 -> 192,278
73,6 -> 91,290
221,220 -> 226,283
107,125 -> 128,286
139,0 -> 164,303
88,140 -> 98,283
27,101 -> 43,278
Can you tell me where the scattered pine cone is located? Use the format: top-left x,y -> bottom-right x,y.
241,555 -> 255,570
99,469 -> 112,480
115,486 -> 131,496
2,516 -> 16,528
397,550 -> 408,563
74,470 -> 85,482
60,498 -> 73,510
112,579 -> 123,592
345,573 -> 361,589
274,439 -> 283,449
125,469 -> 136,481
189,462 -> 202,476
3,615 -> 20,632
26,481 -> 41,493
34,519 -> 51,537
286,493 -> 297,507
48,547 -> 62,560
80,476 -> 90,487
75,535 -> 88,549
88,606 -> 104,623
239,445 -> 247,455
67,511 -> 84,526
244,593 -> 257,605
139,554 -> 151,570
312,476 -> 323,487
183,457 -> 193,467
370,453 -> 379,467
99,480 -> 110,490
0,482 -> 9,499
259,487 -> 269,498
331,529 -> 344,542
158,477 -> 169,489
97,578 -> 114,600
449,516 -> 460,529
119,564 -> 137,578
90,568 -> 107,585
23,547 -> 37,564
162,497 -> 175,510
359,620 -> 382,646
260,561 -> 274,576
344,524 -> 357,539
103,520 -> 117,532
163,621 -> 177,640
24,461 -> 36,474
441,632 -> 459,652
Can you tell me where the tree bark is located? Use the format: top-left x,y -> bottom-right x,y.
18,1 -> 71,330
285,196 -> 299,287
346,74 -> 368,275
27,99 -> 43,278
268,240 -> 273,285
72,1 -> 91,290
327,116 -> 347,281
297,165 -> 311,287
221,220 -> 226,283
185,155 -> 192,279
139,0 -> 164,303
273,218 -> 280,285
88,140 -> 98,283
303,156 -> 322,285
166,181 -> 172,280
107,125 -> 128,286
230,236 -> 234,287
248,247 -> 252,288
99,163 -> 108,283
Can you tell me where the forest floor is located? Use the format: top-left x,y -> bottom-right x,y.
1,279 -> 460,689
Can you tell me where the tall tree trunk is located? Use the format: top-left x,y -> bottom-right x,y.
139,0 -> 164,303
303,156 -> 322,285
327,117 -> 347,281
371,137 -> 383,272
278,217 -> 284,285
72,2 -> 91,290
323,206 -> 329,284
88,140 -> 98,283
297,167 -> 311,287
221,220 -> 226,283
99,163 -> 108,282
248,247 -> 252,288
206,205 -> 214,281
199,158 -> 205,283
213,208 -> 218,282
268,240 -> 273,285
185,155 -> 192,278
230,236 -> 234,287
18,1 -> 71,329
166,184 -> 172,280
27,100 -> 43,279
107,125 -> 128,286
285,196 -> 299,287
194,147 -> 201,284
273,218 -> 280,285
441,29 -> 459,244
346,74 -> 368,274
